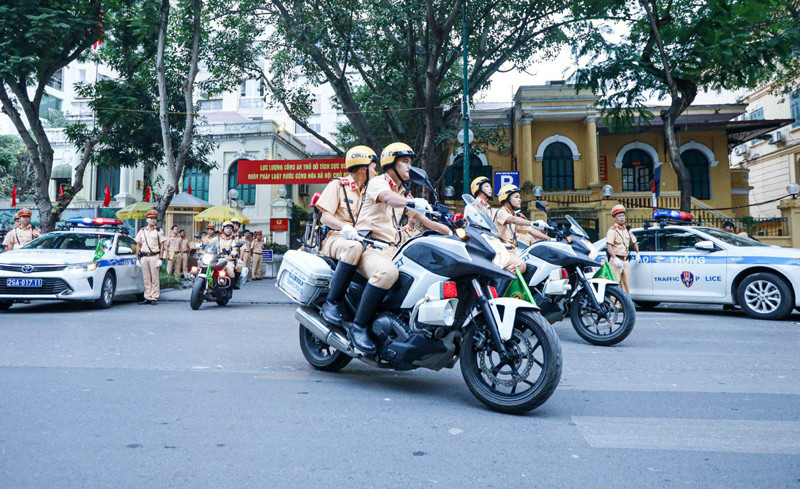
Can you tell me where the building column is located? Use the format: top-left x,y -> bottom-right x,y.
520,118 -> 533,188
584,116 -> 600,187
116,167 -> 135,205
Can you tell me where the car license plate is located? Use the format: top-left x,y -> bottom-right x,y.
6,278 -> 42,287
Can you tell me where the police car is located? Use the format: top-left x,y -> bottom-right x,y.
0,218 -> 145,311
594,210 -> 800,320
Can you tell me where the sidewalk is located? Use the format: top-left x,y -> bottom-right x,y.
159,277 -> 293,304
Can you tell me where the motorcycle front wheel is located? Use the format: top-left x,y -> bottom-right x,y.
460,310 -> 562,414
298,325 -> 352,372
190,277 -> 205,310
569,284 -> 635,346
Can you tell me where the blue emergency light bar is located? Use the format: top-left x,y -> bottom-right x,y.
652,209 -> 694,221
66,217 -> 124,227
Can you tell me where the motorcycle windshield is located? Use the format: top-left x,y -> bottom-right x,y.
566,215 -> 589,240
463,194 -> 499,235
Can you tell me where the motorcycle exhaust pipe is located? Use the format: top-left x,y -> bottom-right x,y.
295,307 -> 356,357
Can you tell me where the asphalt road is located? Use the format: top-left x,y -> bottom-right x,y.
1,281 -> 799,489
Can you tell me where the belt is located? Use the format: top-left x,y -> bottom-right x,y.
618,255 -> 629,261
140,252 -> 159,257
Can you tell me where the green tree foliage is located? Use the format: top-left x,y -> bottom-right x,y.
572,0 -> 800,211
220,0 -> 572,188
0,135 -> 35,202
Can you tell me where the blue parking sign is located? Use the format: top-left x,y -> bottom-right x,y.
494,171 -> 519,192
263,249 -> 273,263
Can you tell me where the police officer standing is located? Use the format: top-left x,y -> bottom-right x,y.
2,208 -> 40,251
251,231 -> 264,280
165,225 -> 182,277
606,204 -> 639,294
136,210 -> 166,304
241,231 -> 253,274
315,145 -> 378,326
178,229 -> 190,278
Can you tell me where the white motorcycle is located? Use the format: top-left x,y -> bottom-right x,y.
515,201 -> 635,346
277,168 -> 562,414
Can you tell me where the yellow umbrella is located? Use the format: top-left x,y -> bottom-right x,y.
115,201 -> 155,220
193,204 -> 250,224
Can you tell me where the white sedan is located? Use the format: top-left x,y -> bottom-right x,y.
0,218 -> 145,310
595,224 -> 800,320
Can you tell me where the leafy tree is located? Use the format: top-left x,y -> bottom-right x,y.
217,0 -> 575,189
572,0 -> 800,211
0,135 -> 35,202
0,0 -> 108,231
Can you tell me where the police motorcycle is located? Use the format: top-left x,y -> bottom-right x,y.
515,201 -> 635,346
278,167 -> 562,414
189,239 -> 248,310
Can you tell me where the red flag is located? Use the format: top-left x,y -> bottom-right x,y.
58,184 -> 64,196
103,185 -> 111,207
11,186 -> 17,208
188,183 -> 192,195
144,186 -> 151,202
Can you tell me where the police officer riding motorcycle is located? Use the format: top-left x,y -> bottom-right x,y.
189,220 -> 249,309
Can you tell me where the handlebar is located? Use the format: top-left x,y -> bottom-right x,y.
357,236 -> 389,250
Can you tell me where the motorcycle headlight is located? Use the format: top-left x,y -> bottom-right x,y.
67,262 -> 98,273
202,253 -> 214,265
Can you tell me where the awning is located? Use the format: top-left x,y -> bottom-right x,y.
51,164 -> 72,180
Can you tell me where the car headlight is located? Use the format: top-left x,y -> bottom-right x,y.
67,262 -> 98,273
202,253 -> 214,265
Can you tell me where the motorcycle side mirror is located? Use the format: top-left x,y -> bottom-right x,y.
408,166 -> 441,204
535,200 -> 548,214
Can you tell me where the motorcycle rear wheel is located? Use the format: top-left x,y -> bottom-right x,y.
460,311 -> 562,414
569,284 -> 635,346
298,325 -> 352,372
190,277 -> 205,310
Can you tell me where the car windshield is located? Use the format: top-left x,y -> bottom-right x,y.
24,233 -> 113,251
463,194 -> 499,235
696,227 -> 769,247
566,215 -> 589,240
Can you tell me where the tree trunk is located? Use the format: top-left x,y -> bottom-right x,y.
662,110 -> 692,212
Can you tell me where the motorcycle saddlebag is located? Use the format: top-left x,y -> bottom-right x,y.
276,250 -> 333,306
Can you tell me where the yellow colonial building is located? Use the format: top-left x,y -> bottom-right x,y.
448,83 -> 786,240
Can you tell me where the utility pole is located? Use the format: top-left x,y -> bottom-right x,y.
461,0 -> 470,196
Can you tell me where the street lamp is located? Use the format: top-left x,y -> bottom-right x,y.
602,184 -> 614,199
444,186 -> 455,198
277,187 -> 287,198
788,182 -> 800,198
533,186 -> 543,198
228,188 -> 239,206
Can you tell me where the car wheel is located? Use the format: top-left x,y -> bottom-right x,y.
737,272 -> 793,320
0,300 -> 12,311
95,273 -> 116,309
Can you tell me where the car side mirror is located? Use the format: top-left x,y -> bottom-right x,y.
118,246 -> 133,255
694,240 -> 716,251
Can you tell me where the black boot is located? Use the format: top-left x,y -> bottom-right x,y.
321,262 -> 357,326
345,283 -> 386,355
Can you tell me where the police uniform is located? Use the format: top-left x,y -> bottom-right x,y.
493,206 -> 527,273
135,214 -> 166,301
251,232 -> 264,279
178,234 -> 190,277
606,205 -> 638,293
2,222 -> 40,251
165,232 -> 182,277
214,231 -> 243,278
354,173 -> 406,289
316,175 -> 365,266
241,236 -> 253,272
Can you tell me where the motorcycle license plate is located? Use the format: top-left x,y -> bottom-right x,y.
6,278 -> 42,287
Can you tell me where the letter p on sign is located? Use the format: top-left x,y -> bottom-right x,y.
494,171 -> 520,192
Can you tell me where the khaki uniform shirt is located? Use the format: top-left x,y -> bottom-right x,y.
606,224 -> 637,257
355,174 -> 408,245
180,238 -> 190,252
201,233 -> 215,246
215,234 -> 238,258
251,238 -> 264,254
316,175 -> 364,238
135,226 -> 165,255
493,206 -> 518,248
166,235 -> 182,253
3,225 -> 41,249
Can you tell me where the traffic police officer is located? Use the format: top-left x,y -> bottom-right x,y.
315,145 -> 378,325
165,226 -> 182,277
493,185 -> 549,276
241,231 -> 254,273
251,231 -> 264,280
3,208 -> 40,251
135,210 -> 166,304
215,221 -> 243,288
350,142 -> 448,353
178,229 -> 190,278
201,223 -> 215,246
606,204 -> 640,293
468,176 -> 493,213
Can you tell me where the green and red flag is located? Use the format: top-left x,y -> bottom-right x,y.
593,261 -> 617,282
504,269 -> 536,305
93,239 -> 105,262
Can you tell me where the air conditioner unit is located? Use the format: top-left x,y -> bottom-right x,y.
298,184 -> 309,196
768,131 -> 784,144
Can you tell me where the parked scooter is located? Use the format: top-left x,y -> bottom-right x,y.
277,168 -> 562,414
516,201 -> 635,346
189,240 -> 248,309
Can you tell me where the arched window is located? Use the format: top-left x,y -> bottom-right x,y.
95,166 -> 120,201
622,149 -> 653,192
184,167 -> 210,201
682,149 -> 711,200
227,161 -> 255,205
542,142 -> 574,190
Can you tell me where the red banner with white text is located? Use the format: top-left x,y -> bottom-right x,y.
237,159 -> 346,185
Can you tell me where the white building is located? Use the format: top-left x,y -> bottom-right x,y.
730,84 -> 800,217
